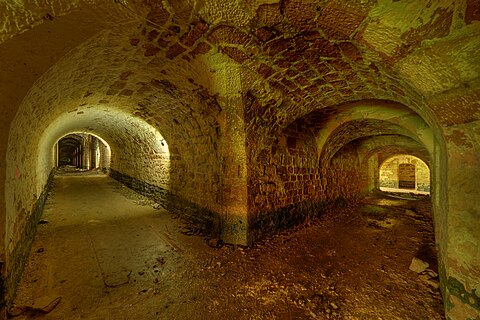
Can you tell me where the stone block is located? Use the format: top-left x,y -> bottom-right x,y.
409,257 -> 429,273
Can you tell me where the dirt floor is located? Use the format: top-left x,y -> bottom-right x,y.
11,173 -> 444,319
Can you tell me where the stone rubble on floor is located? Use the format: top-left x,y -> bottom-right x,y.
409,257 -> 429,273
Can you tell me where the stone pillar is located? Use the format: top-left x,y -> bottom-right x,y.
367,154 -> 378,192
72,148 -> 77,167
77,146 -> 82,168
92,137 -> 99,169
209,54 -> 248,245
82,135 -> 92,170
443,122 -> 480,319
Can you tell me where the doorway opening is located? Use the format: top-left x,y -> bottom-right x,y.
379,155 -> 430,195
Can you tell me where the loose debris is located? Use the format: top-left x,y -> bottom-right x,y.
409,257 -> 429,273
13,181 -> 444,319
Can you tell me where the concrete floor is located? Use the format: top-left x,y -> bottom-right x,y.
12,174 -> 444,319
13,174 -> 207,319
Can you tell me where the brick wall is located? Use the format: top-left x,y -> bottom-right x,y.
247,119 -> 366,242
1,1 -> 480,317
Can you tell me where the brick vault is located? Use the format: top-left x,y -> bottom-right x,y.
0,1 -> 479,318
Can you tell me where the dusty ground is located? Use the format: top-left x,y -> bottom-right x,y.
12,173 -> 444,319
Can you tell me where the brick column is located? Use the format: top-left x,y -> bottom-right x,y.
210,55 -> 248,245
442,122 -> 480,319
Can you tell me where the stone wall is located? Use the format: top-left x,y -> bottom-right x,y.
4,169 -> 54,308
1,1 -> 480,318
247,119 -> 366,242
379,155 -> 430,192
108,126 -> 170,193
109,169 -> 222,236
92,136 -> 110,171
441,118 -> 480,319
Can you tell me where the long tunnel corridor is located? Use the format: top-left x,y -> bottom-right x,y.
1,1 -> 479,319
13,173 -> 193,319
13,172 -> 444,319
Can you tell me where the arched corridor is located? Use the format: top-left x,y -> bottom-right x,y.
1,1 -> 479,319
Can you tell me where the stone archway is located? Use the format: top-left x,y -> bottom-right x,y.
379,154 -> 430,194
